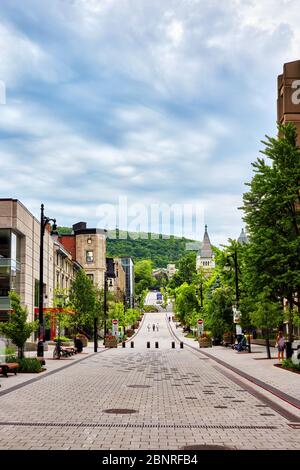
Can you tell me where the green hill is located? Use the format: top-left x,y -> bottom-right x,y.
58,227 -> 198,268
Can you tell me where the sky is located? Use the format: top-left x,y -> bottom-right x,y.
0,0 -> 300,246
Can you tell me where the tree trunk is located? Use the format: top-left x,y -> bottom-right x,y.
18,346 -> 24,360
288,295 -> 294,342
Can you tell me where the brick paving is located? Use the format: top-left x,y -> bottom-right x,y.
0,295 -> 299,449
169,314 -> 300,403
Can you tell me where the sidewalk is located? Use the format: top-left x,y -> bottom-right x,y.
0,342 -> 104,393
169,318 -> 300,403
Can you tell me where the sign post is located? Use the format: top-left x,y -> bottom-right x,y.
197,319 -> 204,337
112,319 -> 119,338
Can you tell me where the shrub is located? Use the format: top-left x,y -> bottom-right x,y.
18,358 -> 42,373
282,359 -> 300,372
53,336 -> 72,343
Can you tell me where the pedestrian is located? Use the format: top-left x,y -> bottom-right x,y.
147,323 -> 151,333
168,316 -> 171,322
276,331 -> 285,362
156,323 -> 159,332
152,323 -> 155,332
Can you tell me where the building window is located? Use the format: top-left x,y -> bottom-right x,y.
86,251 -> 94,263
34,280 -> 39,308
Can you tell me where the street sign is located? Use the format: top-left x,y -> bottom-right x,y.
112,319 -> 118,338
197,319 -> 204,336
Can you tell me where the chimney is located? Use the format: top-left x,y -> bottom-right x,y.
72,222 -> 87,232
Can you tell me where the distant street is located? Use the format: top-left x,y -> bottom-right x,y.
0,292 -> 299,450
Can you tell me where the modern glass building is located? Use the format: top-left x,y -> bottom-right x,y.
0,229 -> 21,320
120,257 -> 135,309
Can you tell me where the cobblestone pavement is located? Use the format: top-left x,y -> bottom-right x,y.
170,316 -> 300,403
0,294 -> 299,450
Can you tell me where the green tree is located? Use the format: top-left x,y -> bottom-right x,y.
169,252 -> 197,288
135,260 -> 155,295
69,269 -> 97,334
250,290 -> 283,358
206,287 -> 233,340
174,283 -> 200,328
241,123 -> 300,340
0,292 -> 37,359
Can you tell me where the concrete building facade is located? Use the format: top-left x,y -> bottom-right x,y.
0,199 -> 54,323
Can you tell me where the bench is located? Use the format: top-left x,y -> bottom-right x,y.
0,362 -> 19,377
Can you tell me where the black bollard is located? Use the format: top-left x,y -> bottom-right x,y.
180,342 -> 184,349
131,341 -> 134,348
172,341 -> 175,349
147,341 -> 150,348
155,341 -> 159,349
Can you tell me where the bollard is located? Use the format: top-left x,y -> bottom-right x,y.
172,341 -> 175,349
131,341 -> 134,348
155,341 -> 159,349
180,342 -> 184,349
122,341 -> 126,348
147,341 -> 150,348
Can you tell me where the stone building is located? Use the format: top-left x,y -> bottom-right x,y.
196,225 -> 215,274
60,222 -> 106,289
278,60 -> 300,145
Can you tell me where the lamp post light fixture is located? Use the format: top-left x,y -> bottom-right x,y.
37,204 -> 57,358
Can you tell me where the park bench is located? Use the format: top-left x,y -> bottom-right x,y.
0,362 -> 19,377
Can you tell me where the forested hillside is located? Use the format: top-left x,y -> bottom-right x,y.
58,227 -> 197,268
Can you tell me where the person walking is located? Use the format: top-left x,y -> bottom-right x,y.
147,323 -> 151,333
276,331 -> 285,362
156,323 -> 159,332
152,323 -> 156,332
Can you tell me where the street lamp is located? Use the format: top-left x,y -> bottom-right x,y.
37,204 -> 57,358
103,259 -> 116,342
55,293 -> 64,360
225,245 -> 251,352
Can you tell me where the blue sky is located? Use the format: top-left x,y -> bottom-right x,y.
0,0 -> 299,245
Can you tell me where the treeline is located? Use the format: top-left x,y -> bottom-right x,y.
168,123 -> 300,358
57,227 -> 195,268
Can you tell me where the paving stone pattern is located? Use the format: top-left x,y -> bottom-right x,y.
0,294 -> 299,450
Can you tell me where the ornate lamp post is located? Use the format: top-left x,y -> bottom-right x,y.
37,204 -> 57,358
55,292 -> 65,359
103,259 -> 116,343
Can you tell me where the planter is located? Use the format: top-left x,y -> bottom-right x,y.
75,335 -> 88,347
104,336 -> 118,348
198,337 -> 212,348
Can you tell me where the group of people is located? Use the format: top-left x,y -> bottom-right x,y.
233,329 -> 286,360
147,323 -> 159,333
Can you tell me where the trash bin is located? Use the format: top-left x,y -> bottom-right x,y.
37,340 -> 44,357
285,341 -> 293,359
74,338 -> 83,353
